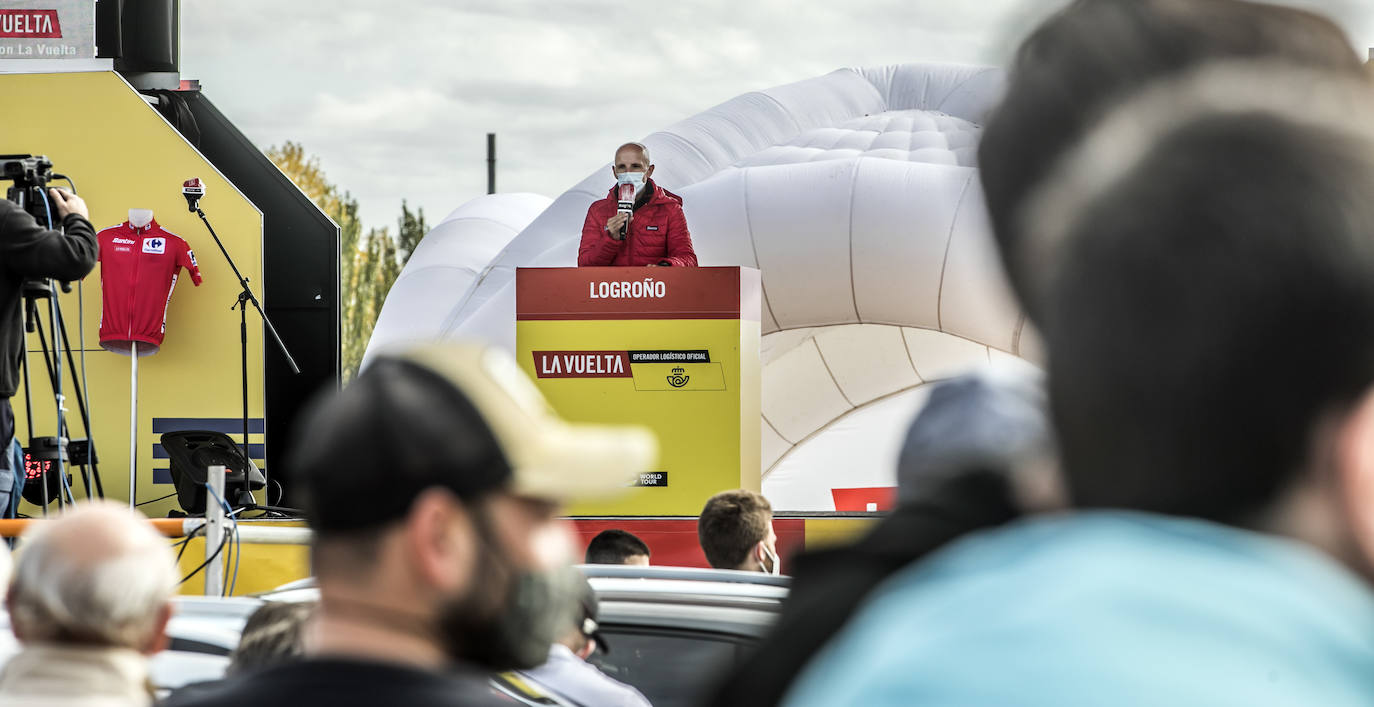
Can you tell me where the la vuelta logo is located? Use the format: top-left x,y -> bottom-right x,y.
532,351 -> 632,378
0,10 -> 62,38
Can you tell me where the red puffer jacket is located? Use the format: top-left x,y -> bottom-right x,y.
578,180 -> 698,267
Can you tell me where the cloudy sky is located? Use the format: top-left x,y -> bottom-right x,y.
179,1 -> 1374,237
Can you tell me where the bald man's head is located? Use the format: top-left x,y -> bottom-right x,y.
612,142 -> 654,182
8,502 -> 177,652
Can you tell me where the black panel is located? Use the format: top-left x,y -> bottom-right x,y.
168,90 -> 341,504
98,0 -> 180,72
95,0 -> 122,58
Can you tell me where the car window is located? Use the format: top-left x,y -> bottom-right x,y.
589,626 -> 751,707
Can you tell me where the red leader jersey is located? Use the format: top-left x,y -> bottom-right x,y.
96,219 -> 202,354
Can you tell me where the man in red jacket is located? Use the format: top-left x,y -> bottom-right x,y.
578,143 -> 697,267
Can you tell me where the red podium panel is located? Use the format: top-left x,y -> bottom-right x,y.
517,266 -> 757,321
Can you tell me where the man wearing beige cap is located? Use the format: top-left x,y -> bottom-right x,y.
166,344 -> 657,707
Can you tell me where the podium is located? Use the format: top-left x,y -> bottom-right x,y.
516,266 -> 761,516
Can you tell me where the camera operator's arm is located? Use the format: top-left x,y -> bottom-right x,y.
0,190 -> 97,282
47,187 -> 88,222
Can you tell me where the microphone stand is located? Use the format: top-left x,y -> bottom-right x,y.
191,203 -> 301,517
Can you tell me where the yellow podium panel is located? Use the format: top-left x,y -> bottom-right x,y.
517,267 -> 760,516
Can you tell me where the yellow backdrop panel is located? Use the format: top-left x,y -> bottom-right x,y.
0,72 -> 265,517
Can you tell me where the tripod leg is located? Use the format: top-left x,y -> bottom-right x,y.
18,318 -> 34,516
58,317 -> 99,498
46,295 -> 70,511
20,303 -> 34,457
28,307 -> 54,515
31,322 -> 56,408
29,312 -> 70,506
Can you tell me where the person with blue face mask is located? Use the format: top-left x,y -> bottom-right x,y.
578,142 -> 698,267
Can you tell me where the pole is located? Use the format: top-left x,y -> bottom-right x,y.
487,133 -> 496,195
129,342 -> 137,509
238,292 -> 252,503
204,464 -> 225,597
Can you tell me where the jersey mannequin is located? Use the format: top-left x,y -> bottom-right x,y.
127,209 -> 153,230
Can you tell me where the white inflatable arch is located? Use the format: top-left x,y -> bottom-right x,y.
368,63 -> 1039,511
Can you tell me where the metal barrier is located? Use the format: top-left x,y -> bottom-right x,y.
0,466 -> 314,596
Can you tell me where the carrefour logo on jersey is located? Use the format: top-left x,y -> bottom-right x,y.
142,238 -> 165,255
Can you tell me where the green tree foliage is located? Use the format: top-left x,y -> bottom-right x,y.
267,142 -> 425,383
396,200 -> 427,264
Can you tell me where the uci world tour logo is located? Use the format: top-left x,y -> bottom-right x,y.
667,366 -> 689,388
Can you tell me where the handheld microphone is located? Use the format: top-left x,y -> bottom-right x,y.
182,178 -> 205,212
616,182 -> 634,238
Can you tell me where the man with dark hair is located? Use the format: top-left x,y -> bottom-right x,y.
584,529 -> 650,566
698,489 -> 778,573
165,343 -> 656,707
978,0 -> 1362,320
784,64 -> 1374,705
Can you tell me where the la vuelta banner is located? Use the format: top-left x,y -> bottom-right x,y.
0,0 -> 94,59
517,266 -> 762,516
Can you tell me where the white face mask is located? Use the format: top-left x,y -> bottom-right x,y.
761,544 -> 781,576
616,171 -> 646,192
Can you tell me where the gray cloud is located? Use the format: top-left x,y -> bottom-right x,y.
180,0 -> 1374,234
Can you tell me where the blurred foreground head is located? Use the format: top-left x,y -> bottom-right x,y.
288,343 -> 656,670
8,502 -> 176,653
896,368 -> 1057,514
1023,63 -> 1374,571
980,0 -> 1364,320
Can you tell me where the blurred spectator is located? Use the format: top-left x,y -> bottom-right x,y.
784,64 -> 1374,704
698,489 -> 778,573
516,569 -> 651,707
979,0 -> 1364,323
729,3 -> 1370,704
0,502 -> 176,707
169,601 -> 319,703
704,369 -> 1052,706
226,601 -> 316,676
584,529 -> 650,566
164,344 -> 655,707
